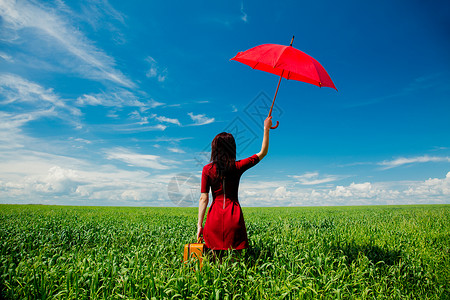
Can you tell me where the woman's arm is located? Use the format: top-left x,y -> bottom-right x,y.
197,192 -> 209,240
257,116 -> 272,161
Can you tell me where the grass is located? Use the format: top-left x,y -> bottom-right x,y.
0,204 -> 449,299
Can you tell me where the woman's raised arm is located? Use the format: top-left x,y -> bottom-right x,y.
256,116 -> 272,161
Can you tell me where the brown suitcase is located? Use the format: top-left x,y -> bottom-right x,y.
183,238 -> 207,268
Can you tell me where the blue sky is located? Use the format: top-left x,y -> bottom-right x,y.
1,0 -> 449,206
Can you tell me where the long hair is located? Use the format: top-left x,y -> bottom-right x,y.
210,132 -> 236,179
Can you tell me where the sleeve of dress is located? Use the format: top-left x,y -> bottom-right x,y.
236,154 -> 260,173
201,165 -> 210,193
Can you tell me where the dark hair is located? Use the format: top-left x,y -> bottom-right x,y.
210,132 -> 236,179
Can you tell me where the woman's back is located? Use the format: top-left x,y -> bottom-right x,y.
196,116 -> 272,251
201,154 -> 260,250
201,154 -> 260,202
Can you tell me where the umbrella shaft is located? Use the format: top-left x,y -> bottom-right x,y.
269,71 -> 284,117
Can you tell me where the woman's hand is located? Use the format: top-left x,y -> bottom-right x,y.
196,225 -> 203,241
264,116 -> 273,130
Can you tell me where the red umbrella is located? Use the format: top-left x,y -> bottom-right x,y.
231,36 -> 337,129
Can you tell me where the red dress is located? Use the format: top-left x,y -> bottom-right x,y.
201,154 -> 260,250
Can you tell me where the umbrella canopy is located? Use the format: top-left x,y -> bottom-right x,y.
231,37 -> 336,129
231,43 -> 337,90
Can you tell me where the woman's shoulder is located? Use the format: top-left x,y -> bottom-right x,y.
235,154 -> 260,169
236,154 -> 259,163
202,162 -> 214,172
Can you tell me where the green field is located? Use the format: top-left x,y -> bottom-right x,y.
0,205 -> 448,299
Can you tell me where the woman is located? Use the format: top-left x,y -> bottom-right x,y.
197,116 -> 272,253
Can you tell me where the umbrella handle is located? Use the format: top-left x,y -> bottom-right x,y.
267,69 -> 284,130
271,121 -> 279,129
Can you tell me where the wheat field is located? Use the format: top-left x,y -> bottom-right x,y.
0,204 -> 448,299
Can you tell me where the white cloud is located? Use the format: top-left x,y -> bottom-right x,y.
32,166 -> 83,194
76,89 -> 163,108
76,94 -> 104,106
152,114 -> 181,126
151,137 -> 193,143
0,0 -> 133,87
187,112 -> 215,126
106,110 -> 119,118
0,73 -> 81,116
129,110 -> 149,125
328,182 -> 374,198
404,172 -> 450,197
0,74 -> 83,139
431,146 -> 448,151
1,144 -> 449,206
107,123 -> 167,133
202,4 -> 249,28
168,147 -> 185,154
151,124 -> 167,131
272,186 -> 287,198
237,172 -> 450,207
145,56 -> 168,82
290,172 -> 344,185
80,0 -> 126,26
0,109 -> 62,151
240,2 -> 248,23
0,148 -> 176,205
0,110 -> 50,133
70,137 -> 92,145
0,52 -> 14,62
104,147 -> 178,170
379,155 -> 450,169
101,111 -> 177,132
